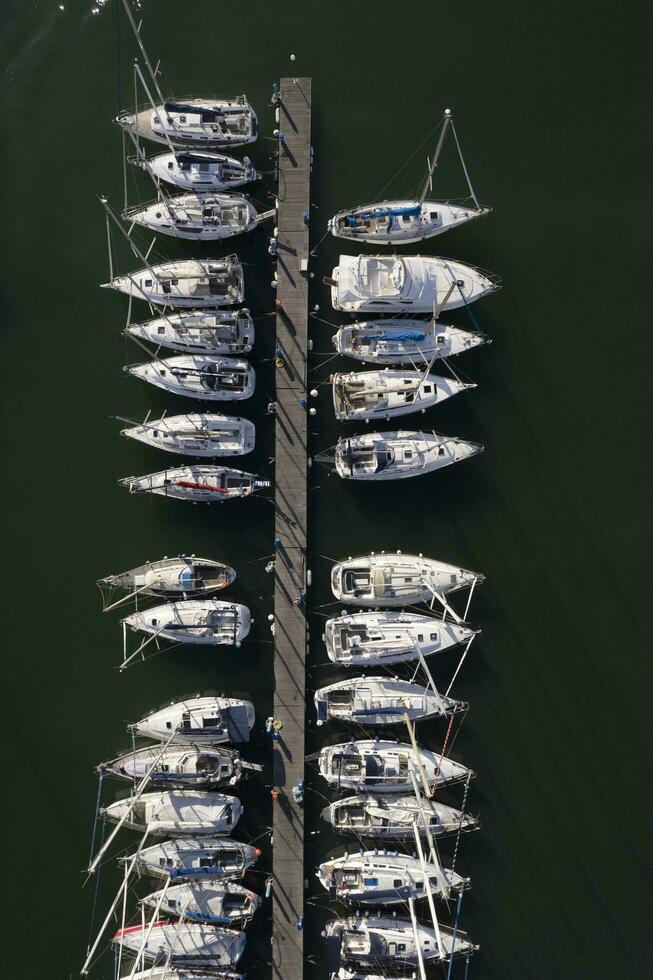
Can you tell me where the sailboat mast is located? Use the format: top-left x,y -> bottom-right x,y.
419,109 -> 452,204
120,0 -> 167,108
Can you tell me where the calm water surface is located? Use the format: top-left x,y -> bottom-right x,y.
0,1 -> 651,978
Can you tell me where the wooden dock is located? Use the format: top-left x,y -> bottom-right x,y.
271,76 -> 311,980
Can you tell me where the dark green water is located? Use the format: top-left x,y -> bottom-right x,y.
1,1 -> 651,978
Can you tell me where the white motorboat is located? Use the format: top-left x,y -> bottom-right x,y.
122,837 -> 260,881
121,414 -> 255,457
113,921 -> 245,969
325,915 -> 477,967
331,552 -> 483,607
142,880 -> 260,926
126,309 -> 254,355
329,110 -> 488,246
322,793 -> 479,840
318,850 -> 468,904
99,744 -> 255,788
129,697 -> 255,745
327,254 -> 498,313
126,356 -> 255,401
314,676 -> 463,726
135,149 -> 257,191
102,790 -> 242,836
332,369 -> 473,421
98,556 -> 236,599
333,319 -> 488,365
124,193 -> 259,241
118,96 -> 258,148
324,611 -> 475,666
102,256 -> 244,308
118,465 -> 270,502
122,599 -> 250,646
313,739 -> 472,793
334,430 -> 483,481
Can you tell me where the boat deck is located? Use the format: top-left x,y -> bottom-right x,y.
271,76 -> 311,980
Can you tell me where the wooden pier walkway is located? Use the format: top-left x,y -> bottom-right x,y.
271,76 -> 311,980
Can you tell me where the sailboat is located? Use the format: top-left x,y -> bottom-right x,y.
119,465 -> 270,502
103,255 -> 245,308
313,739 -> 473,793
97,555 -> 236,600
122,837 -> 260,881
126,355 -> 255,401
129,697 -> 255,745
327,253 -> 498,313
333,318 -> 488,365
314,676 -> 463,726
121,413 -> 255,457
102,790 -> 242,835
123,192 -> 260,241
125,309 -> 254,355
333,430 -> 484,481
324,915 -> 478,967
317,850 -> 468,905
134,149 -> 258,192
114,0 -> 257,151
322,793 -> 479,840
332,368 -> 473,421
141,880 -> 261,926
323,610 -> 475,666
329,110 -> 489,244
331,551 -> 483,608
122,598 -> 251,646
113,921 -> 246,969
99,744 -> 256,788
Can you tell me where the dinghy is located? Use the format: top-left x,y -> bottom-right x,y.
334,430 -> 483,481
333,319 -> 488,365
325,915 -> 478,967
327,254 -> 498,313
135,149 -> 257,191
142,881 -> 260,926
119,465 -> 270,502
126,309 -> 254,355
123,837 -> 260,881
124,193 -> 259,241
126,356 -> 255,401
129,697 -> 255,745
329,111 -> 488,245
102,256 -> 244,308
99,744 -> 257,788
102,790 -> 242,835
313,740 -> 472,793
318,850 -> 468,904
118,96 -> 258,148
322,793 -> 479,840
121,414 -> 255,457
314,677 -> 463,726
98,556 -> 236,600
122,599 -> 250,646
331,552 -> 483,607
332,369 -> 473,421
324,611 -> 475,666
113,920 -> 246,969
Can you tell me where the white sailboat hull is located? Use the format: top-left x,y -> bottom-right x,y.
98,556 -> 235,598
329,200 -> 489,245
333,319 -> 488,365
122,598 -> 250,646
127,356 -> 255,401
130,697 -> 255,745
315,739 -> 473,793
104,256 -> 244,308
324,611 -> 475,665
119,465 -> 270,502
126,310 -> 254,355
331,552 -> 483,607
143,881 -> 260,926
322,793 -> 479,839
122,414 -> 255,457
314,676 -> 461,725
102,790 -> 242,836
125,193 -> 258,241
318,850 -> 467,904
332,369 -> 472,421
118,97 -> 258,148
113,921 -> 246,968
334,430 -> 483,480
137,150 -> 257,191
124,837 -> 260,881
